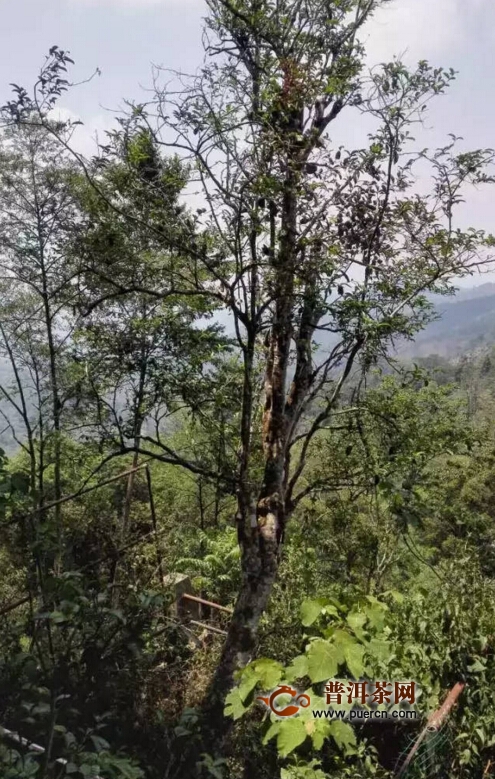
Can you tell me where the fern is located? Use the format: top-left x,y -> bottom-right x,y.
175,528 -> 241,603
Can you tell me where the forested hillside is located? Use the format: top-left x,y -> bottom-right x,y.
397,285 -> 495,358
1,2 -> 495,778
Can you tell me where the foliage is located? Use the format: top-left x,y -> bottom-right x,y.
228,557 -> 495,777
176,528 -> 241,605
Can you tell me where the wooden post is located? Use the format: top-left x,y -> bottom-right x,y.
145,466 -> 164,584
395,683 -> 465,778
163,574 -> 201,620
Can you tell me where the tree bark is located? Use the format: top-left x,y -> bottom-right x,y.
202,165 -> 301,742
202,520 -> 279,739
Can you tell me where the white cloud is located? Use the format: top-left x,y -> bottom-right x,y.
366,0 -> 492,64
48,107 -> 117,158
69,0 -> 159,5
67,0 -> 198,6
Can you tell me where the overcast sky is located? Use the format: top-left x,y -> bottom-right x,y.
1,0 -> 494,284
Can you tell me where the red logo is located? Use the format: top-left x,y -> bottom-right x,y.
257,685 -> 311,717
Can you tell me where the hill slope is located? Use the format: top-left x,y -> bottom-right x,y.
398,284 -> 495,358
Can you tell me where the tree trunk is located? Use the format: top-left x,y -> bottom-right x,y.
202,171 -> 299,743
44,294 -> 62,573
203,516 -> 279,738
112,329 -> 148,604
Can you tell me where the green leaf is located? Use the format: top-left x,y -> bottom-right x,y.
307,640 -> 339,683
364,603 -> 386,631
285,654 -> 309,682
282,762 -> 326,779
347,610 -> 367,636
300,598 -> 327,627
460,748 -> 471,765
308,717 -> 333,750
237,669 -> 259,703
262,721 -> 280,745
277,717 -> 308,757
106,758 -> 143,779
49,610 -> 68,624
329,720 -> 357,751
367,638 -> 392,663
224,688 -> 248,720
174,725 -> 192,737
343,642 -> 365,679
384,589 -> 405,604
90,734 -> 110,752
251,658 -> 284,690
331,630 -> 353,664
468,659 -> 486,674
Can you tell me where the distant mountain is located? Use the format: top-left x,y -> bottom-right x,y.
398,284 -> 495,358
446,283 -> 495,302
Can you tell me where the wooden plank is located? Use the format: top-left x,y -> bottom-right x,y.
190,620 -> 228,636
181,593 -> 233,614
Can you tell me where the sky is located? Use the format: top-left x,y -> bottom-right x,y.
0,0 -> 494,284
